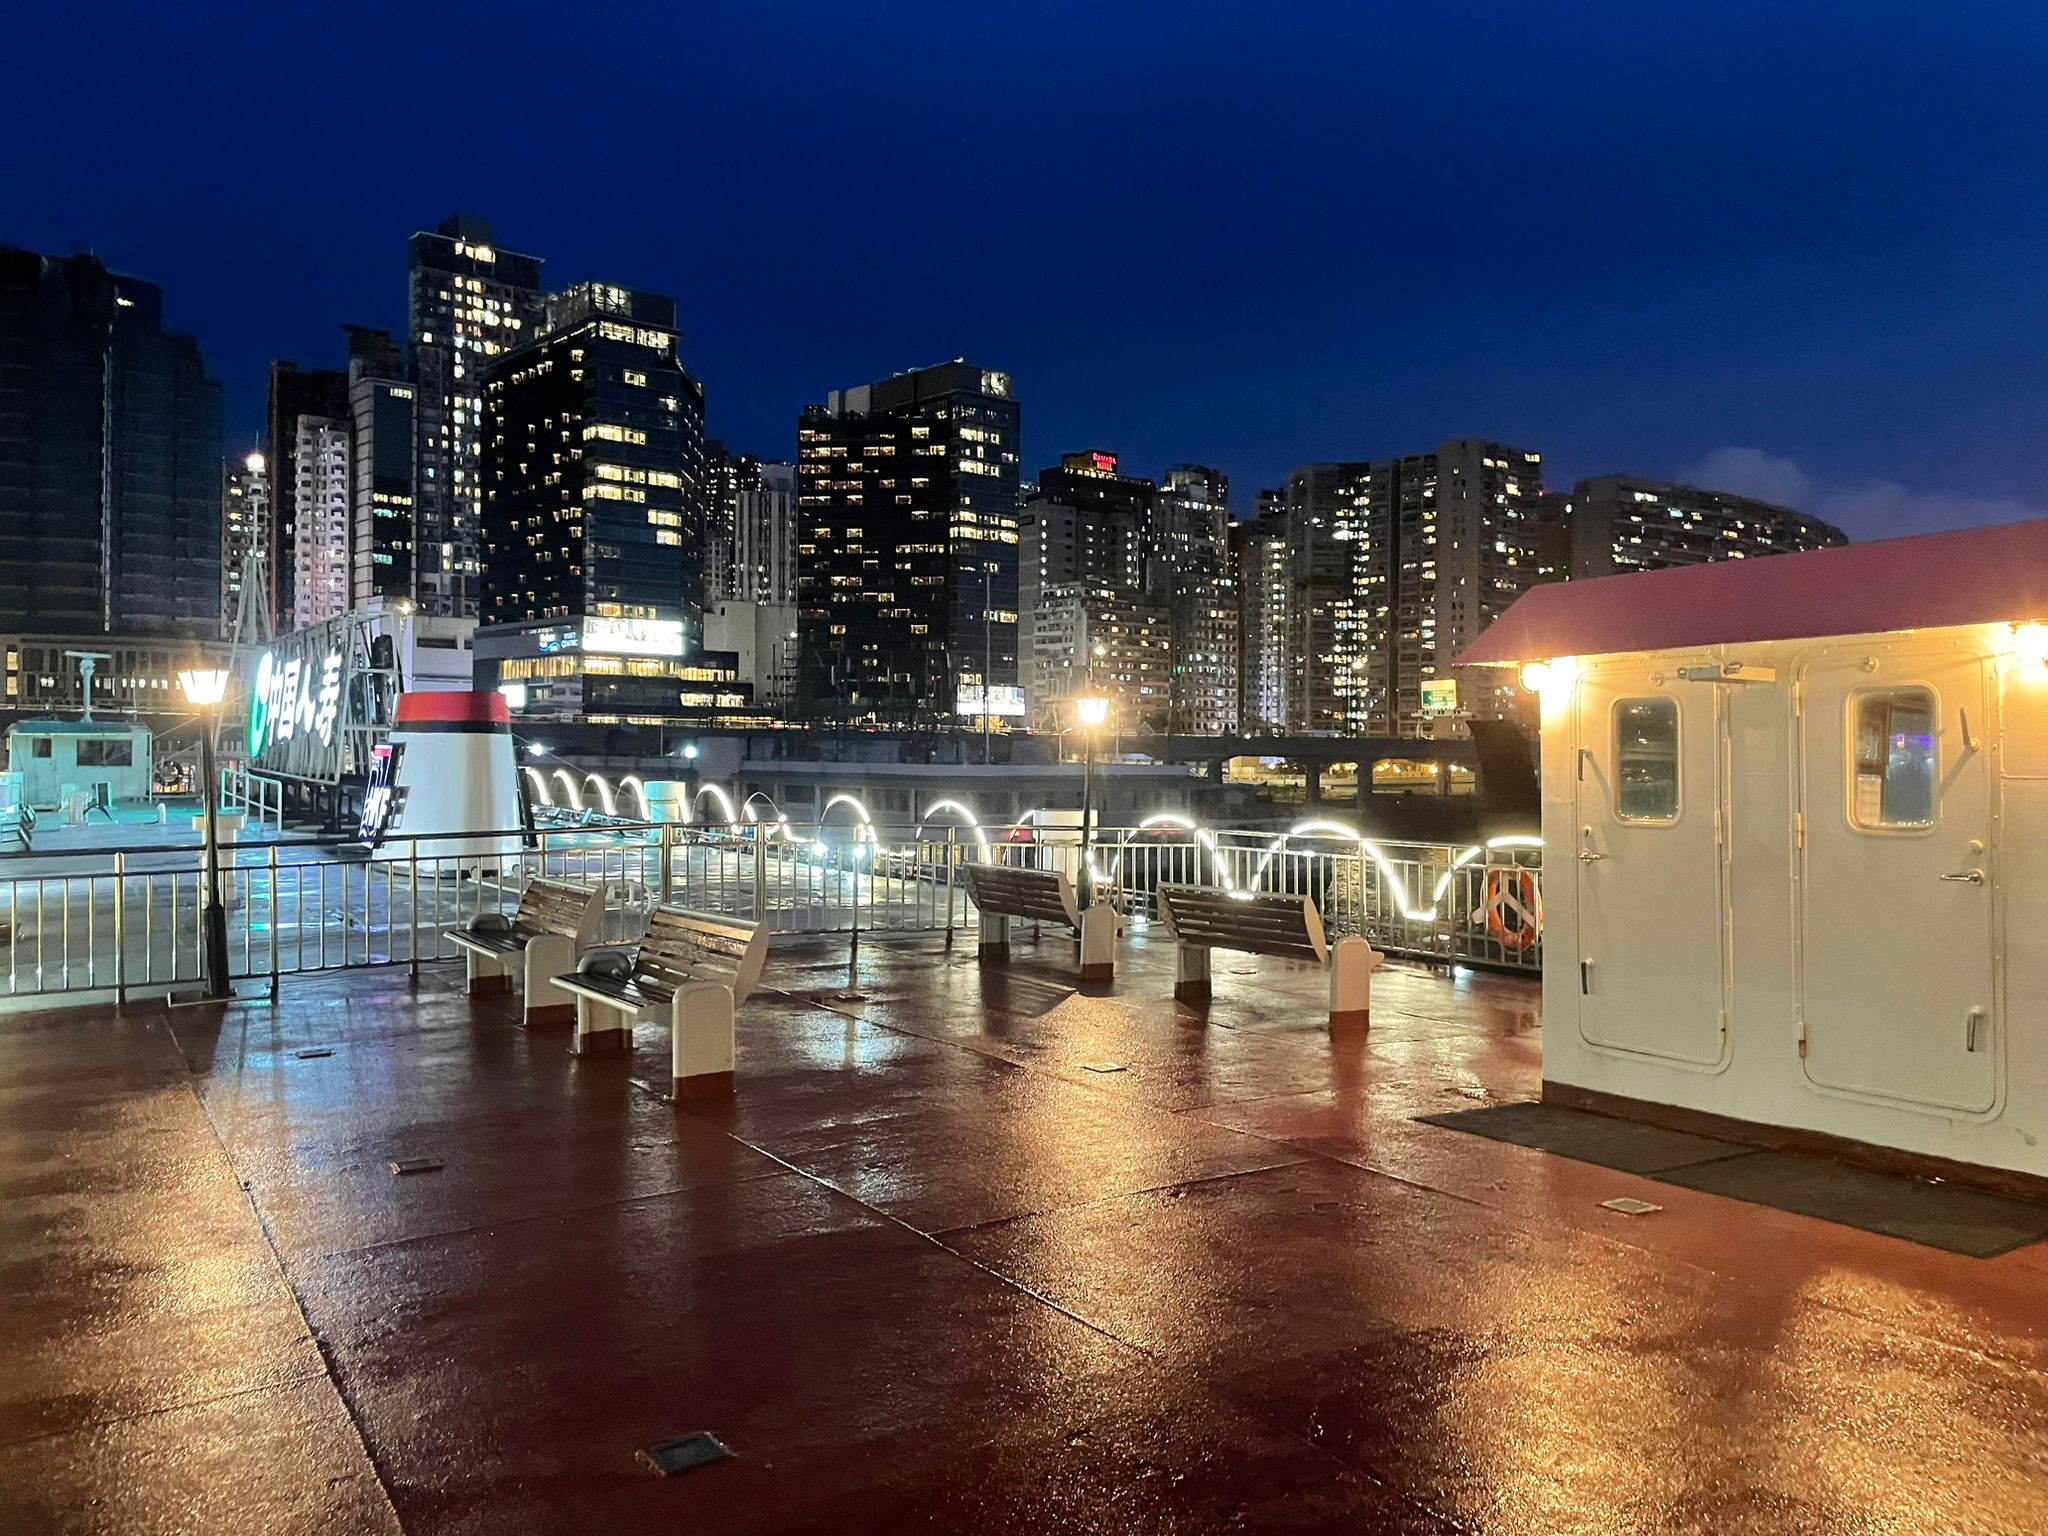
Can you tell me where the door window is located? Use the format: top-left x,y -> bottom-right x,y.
1614,698 -> 1679,822
1850,687 -> 1936,830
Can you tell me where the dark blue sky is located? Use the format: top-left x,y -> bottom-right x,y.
9,1 -> 2047,538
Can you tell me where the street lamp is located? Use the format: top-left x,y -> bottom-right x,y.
178,666 -> 233,1001
1075,692 -> 1111,907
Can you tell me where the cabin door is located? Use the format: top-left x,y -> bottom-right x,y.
1571,664 -> 1729,1064
1795,643 -> 1999,1113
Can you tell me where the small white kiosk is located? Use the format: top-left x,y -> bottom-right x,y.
1459,519 -> 2048,1190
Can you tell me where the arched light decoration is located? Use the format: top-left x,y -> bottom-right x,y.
818,792 -> 881,854
582,774 -> 616,816
521,765 -> 551,807
1137,811 -> 1235,893
919,799 -> 992,861
551,768 -> 584,813
619,775 -> 652,820
694,783 -> 741,830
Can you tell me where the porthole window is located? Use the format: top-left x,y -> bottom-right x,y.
1851,688 -> 1936,829
1614,698 -> 1679,822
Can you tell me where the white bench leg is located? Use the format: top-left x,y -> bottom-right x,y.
466,947 -> 512,997
1329,935 -> 1382,1030
573,994 -> 634,1055
671,980 -> 737,1098
1079,904 -> 1116,982
978,909 -> 1010,964
521,935 -> 575,1025
1174,943 -> 1212,1004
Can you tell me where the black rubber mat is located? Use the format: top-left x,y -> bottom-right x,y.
1420,1102 -> 2048,1257
1416,1101 -> 1750,1175
1657,1151 -> 2048,1259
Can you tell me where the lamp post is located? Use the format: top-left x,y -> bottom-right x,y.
179,666 -> 233,1001
1075,692 -> 1110,907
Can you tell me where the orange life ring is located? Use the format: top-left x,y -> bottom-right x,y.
1482,869 -> 1542,950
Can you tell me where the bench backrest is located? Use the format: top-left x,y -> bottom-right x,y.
514,878 -> 605,949
631,906 -> 769,1002
961,862 -> 1082,930
1157,883 -> 1328,964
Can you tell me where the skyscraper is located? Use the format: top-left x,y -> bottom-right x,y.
346,326 -> 416,609
266,360 -> 347,629
0,247 -> 222,638
220,451 -> 270,639
408,216 -> 545,619
795,361 -> 1020,727
476,281 -> 716,721
1565,474 -> 1847,575
703,447 -> 798,604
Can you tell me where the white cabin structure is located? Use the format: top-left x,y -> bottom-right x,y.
1459,519 -> 2048,1189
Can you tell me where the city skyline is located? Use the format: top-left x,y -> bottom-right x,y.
9,3 -> 2047,541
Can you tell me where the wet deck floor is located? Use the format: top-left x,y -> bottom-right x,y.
4,930 -> 2046,1534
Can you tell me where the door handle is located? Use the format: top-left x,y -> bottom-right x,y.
1939,870 -> 1984,885
1577,851 -> 1607,863
1966,1007 -> 1987,1052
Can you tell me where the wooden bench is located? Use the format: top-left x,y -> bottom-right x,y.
961,861 -> 1117,980
1156,883 -> 1382,1028
550,906 -> 770,1095
448,877 -> 605,1024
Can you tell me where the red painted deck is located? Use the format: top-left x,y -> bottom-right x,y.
4,932 -> 2046,1533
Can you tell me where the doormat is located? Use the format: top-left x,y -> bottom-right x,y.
1657,1151 -> 2048,1259
1419,1102 -> 2048,1257
1416,1101 -> 1751,1175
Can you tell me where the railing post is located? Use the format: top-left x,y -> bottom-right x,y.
111,852 -> 125,1003
266,845 -> 280,999
408,843 -> 421,987
944,826 -> 957,949
751,822 -> 768,924
658,821 -> 674,906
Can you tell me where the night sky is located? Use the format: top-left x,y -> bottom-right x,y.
9,1 -> 2046,540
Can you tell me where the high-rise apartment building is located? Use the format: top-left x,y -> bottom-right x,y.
266,360 -> 347,629
795,360 -> 1020,727
1232,495 -> 1290,732
0,247 -> 222,638
290,415 -> 351,627
408,216 -> 545,619
1026,582 -> 1172,730
1156,464 -> 1236,734
705,447 -> 798,604
476,281 -> 719,721
1286,438 -> 1549,735
345,326 -> 416,609
732,460 -> 798,604
221,452 -> 270,638
1566,474 -> 1847,575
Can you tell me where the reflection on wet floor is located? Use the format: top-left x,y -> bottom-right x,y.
2,930 -> 2045,1534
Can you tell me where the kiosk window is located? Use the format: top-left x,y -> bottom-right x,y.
1852,688 -> 1935,829
76,739 -> 133,767
1614,698 -> 1679,822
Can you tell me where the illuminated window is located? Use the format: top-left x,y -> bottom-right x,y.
1614,698 -> 1679,823
1851,688 -> 1936,829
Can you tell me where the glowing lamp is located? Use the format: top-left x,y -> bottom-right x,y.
1076,694 -> 1111,729
1519,661 -> 1552,694
2015,622 -> 2048,667
178,667 -> 230,708
243,451 -> 265,475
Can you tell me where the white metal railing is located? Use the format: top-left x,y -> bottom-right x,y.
219,766 -> 285,832
0,818 -> 1542,1003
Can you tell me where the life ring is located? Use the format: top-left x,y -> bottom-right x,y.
1482,869 -> 1542,950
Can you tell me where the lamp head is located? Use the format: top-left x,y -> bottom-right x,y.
1076,694 -> 1110,729
178,667 -> 230,708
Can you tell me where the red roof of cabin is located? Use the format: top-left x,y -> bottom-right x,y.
1457,518 -> 2048,665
